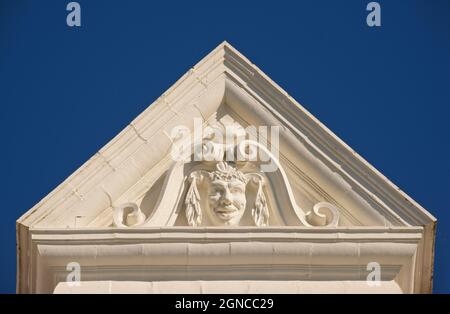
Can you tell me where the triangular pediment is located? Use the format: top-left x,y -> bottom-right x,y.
16,42 -> 434,231
18,41 -> 435,230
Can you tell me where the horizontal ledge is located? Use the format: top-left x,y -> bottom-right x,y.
30,226 -> 424,234
30,226 -> 424,243
36,242 -> 418,265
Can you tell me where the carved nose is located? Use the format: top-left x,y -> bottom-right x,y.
222,198 -> 231,206
221,190 -> 232,205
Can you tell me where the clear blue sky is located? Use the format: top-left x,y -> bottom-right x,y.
1,0 -> 449,293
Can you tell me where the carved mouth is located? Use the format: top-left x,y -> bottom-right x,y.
214,206 -> 239,219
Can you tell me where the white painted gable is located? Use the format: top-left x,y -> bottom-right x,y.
17,42 -> 436,293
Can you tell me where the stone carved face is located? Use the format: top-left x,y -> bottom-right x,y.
204,162 -> 248,226
208,178 -> 247,225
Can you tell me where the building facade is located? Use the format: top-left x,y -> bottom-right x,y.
17,42 -> 436,293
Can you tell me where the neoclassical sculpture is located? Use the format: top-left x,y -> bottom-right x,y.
112,117 -> 340,228
185,161 -> 268,227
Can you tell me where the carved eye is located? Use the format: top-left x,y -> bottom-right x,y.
230,187 -> 243,194
209,187 -> 222,196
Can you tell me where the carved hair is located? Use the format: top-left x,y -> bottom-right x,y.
210,161 -> 248,184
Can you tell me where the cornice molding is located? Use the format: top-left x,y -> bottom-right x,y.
26,227 -> 419,293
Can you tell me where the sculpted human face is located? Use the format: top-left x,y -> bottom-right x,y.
208,178 -> 246,225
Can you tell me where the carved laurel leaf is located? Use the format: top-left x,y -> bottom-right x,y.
251,177 -> 269,227
185,175 -> 202,226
